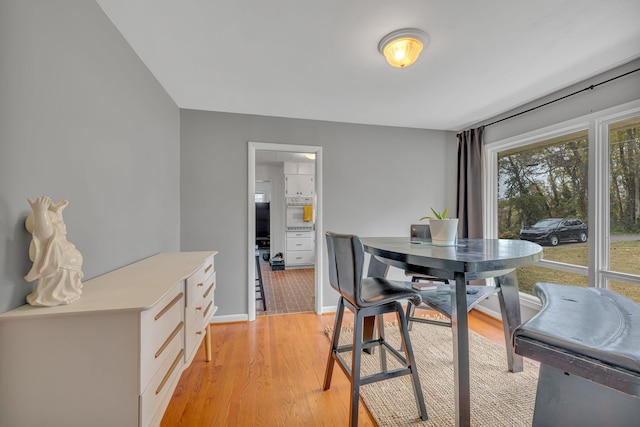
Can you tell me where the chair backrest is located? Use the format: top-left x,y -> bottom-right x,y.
411,224 -> 432,242
325,232 -> 365,306
255,254 -> 263,284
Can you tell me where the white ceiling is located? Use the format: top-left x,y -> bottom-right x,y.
96,0 -> 640,131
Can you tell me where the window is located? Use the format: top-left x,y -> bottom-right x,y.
496,130 -> 589,294
255,192 -> 266,203
486,101 -> 640,304
605,114 -> 640,303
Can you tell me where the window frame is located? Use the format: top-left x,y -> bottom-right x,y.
484,100 -> 640,298
597,106 -> 640,288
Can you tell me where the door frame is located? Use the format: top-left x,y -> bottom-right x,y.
247,141 -> 323,321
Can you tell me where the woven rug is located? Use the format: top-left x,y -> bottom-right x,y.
325,320 -> 539,426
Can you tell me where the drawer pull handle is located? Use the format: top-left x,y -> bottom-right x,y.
205,264 -> 213,274
196,330 -> 203,335
155,292 -> 184,321
196,306 -> 202,311
155,321 -> 184,359
156,349 -> 184,395
203,282 -> 214,298
203,300 -> 213,318
197,282 -> 204,287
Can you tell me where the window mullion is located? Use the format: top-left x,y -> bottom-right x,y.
591,119 -> 609,288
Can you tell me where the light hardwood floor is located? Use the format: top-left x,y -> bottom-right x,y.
161,309 -> 505,426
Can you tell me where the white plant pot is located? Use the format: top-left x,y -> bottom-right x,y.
429,219 -> 459,245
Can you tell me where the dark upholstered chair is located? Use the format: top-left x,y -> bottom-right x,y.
406,283 -> 499,328
323,232 -> 428,427
404,224 -> 496,328
406,224 -> 450,282
514,283 -> 640,426
255,252 -> 266,310
405,224 -> 451,326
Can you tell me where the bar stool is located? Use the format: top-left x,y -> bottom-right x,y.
323,232 -> 428,427
255,252 -> 266,310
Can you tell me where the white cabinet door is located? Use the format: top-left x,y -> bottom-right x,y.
285,175 -> 314,196
298,175 -> 314,196
297,162 -> 315,175
284,162 -> 315,175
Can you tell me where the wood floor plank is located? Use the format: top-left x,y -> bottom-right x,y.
161,310 -> 501,426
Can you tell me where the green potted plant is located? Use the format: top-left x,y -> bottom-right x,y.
419,208 -> 459,245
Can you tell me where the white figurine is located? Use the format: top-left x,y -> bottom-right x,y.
24,196 -> 84,306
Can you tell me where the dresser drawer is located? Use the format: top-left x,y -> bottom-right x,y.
286,231 -> 314,239
286,250 -> 315,265
185,272 -> 215,324
286,237 -> 314,251
140,283 -> 185,390
185,266 -> 205,308
140,342 -> 184,427
203,255 -> 215,280
203,273 -> 215,319
185,300 -> 212,362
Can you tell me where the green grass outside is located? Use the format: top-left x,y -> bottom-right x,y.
515,240 -> 640,304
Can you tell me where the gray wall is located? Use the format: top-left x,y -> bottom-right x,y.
481,58 -> 640,143
180,110 -> 456,316
474,57 -> 640,321
0,1 -> 181,313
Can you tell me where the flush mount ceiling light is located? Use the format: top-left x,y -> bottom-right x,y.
378,28 -> 429,68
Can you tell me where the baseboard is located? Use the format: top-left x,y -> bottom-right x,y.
473,303 -> 502,320
213,295 -> 540,324
211,313 -> 249,323
475,293 -> 542,322
322,305 -> 337,314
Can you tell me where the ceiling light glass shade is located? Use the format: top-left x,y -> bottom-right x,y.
378,28 -> 429,68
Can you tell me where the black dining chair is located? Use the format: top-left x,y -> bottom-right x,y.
255,252 -> 266,310
404,224 -> 498,329
323,232 -> 428,427
404,224 -> 452,327
406,224 -> 450,284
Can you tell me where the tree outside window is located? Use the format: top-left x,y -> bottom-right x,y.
497,130 -> 589,295
608,116 -> 640,302
493,113 -> 640,304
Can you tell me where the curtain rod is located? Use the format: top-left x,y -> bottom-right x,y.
483,67 -> 640,128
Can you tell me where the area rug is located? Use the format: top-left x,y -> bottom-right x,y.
325,321 -> 539,426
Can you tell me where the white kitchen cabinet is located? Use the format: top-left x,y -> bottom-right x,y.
0,251 -> 217,427
285,230 -> 315,267
283,161 -> 315,175
285,174 -> 315,196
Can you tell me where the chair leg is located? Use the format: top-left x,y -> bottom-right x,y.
396,304 -> 428,421
376,314 -> 388,372
323,297 -> 345,390
350,308 -> 365,427
255,255 -> 267,310
406,301 -> 416,331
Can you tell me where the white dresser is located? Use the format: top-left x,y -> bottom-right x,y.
0,251 -> 217,427
285,230 -> 315,267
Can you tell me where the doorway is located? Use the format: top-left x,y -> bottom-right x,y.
247,142 -> 323,321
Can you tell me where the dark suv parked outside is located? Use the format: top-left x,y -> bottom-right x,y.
519,218 -> 588,246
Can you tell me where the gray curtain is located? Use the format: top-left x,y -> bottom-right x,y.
456,126 -> 484,238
